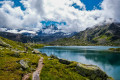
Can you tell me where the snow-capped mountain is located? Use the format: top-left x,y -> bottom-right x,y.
0,24 -> 77,42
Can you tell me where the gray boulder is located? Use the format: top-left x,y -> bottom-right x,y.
76,63 -> 113,80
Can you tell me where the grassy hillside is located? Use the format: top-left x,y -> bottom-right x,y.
0,36 -> 41,80
49,38 -> 94,46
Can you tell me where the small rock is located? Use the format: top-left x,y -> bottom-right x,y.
32,50 -> 40,54
48,58 -> 53,60
41,53 -> 47,56
50,54 -> 58,59
20,68 -> 23,71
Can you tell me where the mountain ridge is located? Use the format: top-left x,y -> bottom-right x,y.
49,23 -> 120,46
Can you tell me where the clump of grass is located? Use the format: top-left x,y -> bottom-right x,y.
27,43 -> 44,48
109,48 -> 120,52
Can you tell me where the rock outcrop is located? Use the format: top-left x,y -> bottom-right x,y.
50,54 -> 58,59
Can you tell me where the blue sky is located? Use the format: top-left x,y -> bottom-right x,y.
80,0 -> 103,10
72,0 -> 103,10
12,0 -> 26,10
41,21 -> 66,26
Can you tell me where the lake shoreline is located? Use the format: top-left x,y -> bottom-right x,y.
38,46 -> 120,80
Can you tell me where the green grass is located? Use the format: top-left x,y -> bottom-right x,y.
49,38 -> 94,46
109,48 -> 120,52
26,43 -> 45,48
93,35 -> 112,41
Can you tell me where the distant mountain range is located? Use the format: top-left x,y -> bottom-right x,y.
0,32 -> 32,43
0,22 -> 120,46
0,24 -> 77,43
49,23 -> 120,46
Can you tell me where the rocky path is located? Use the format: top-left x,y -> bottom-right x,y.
22,57 -> 44,80
32,57 -> 44,80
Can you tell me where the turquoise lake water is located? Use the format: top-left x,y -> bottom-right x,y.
38,46 -> 120,80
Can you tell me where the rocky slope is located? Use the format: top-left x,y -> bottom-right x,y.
49,23 -> 120,46
73,23 -> 120,44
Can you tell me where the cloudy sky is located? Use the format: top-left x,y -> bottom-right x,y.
0,0 -> 120,34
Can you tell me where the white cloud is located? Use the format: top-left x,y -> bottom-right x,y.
0,0 -> 119,34
101,0 -> 120,22
6,29 -> 36,34
0,28 -> 7,32
0,0 -> 42,31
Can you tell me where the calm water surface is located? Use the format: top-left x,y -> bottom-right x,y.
37,46 -> 120,80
